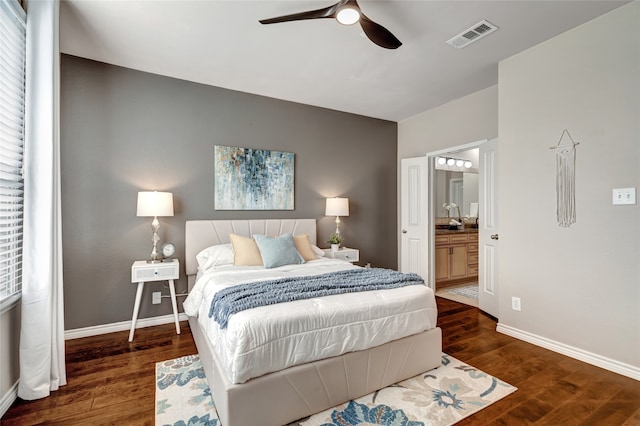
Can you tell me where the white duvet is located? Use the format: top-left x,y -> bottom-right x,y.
183,258 -> 438,384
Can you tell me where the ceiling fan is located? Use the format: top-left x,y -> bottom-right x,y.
259,0 -> 402,50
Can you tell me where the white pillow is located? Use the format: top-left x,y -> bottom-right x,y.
196,243 -> 234,271
311,244 -> 325,257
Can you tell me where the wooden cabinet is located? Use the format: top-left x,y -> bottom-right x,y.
435,246 -> 450,282
435,232 -> 478,285
467,238 -> 479,276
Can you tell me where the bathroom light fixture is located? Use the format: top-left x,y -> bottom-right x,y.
137,191 -> 174,263
435,156 -> 474,170
325,197 -> 349,234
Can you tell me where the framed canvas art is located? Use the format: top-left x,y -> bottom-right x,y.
214,146 -> 294,210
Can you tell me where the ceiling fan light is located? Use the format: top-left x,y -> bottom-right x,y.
336,7 -> 360,25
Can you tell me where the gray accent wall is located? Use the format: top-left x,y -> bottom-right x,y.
61,54 -> 397,330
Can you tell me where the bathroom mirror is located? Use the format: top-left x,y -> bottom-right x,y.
434,148 -> 479,218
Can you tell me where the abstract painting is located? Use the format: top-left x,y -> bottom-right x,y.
214,146 -> 294,210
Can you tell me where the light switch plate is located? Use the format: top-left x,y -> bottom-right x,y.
612,188 -> 636,205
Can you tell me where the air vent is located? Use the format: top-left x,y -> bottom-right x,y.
447,20 -> 498,49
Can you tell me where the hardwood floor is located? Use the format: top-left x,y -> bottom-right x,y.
2,323 -> 196,425
437,298 -> 640,425
3,298 -> 639,425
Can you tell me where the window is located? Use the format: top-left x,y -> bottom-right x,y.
0,0 -> 26,306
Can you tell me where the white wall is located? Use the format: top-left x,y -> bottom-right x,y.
398,3 -> 639,378
397,85 -> 499,265
498,2 -> 639,375
398,85 -> 498,159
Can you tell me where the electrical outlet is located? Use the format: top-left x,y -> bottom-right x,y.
612,188 -> 636,205
152,292 -> 162,304
511,297 -> 521,311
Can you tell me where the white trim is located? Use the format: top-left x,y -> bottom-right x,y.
0,380 -> 18,418
64,313 -> 189,340
426,139 -> 487,157
497,323 -> 640,381
0,293 -> 21,315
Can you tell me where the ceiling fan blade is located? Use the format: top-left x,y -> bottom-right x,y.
259,1 -> 347,25
359,13 -> 402,49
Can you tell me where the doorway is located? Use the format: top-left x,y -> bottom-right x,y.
400,137 -> 499,317
429,145 -> 481,307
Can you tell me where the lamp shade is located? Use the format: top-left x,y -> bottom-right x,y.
137,191 -> 174,217
325,197 -> 349,217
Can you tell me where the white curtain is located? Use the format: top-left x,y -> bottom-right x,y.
18,0 -> 66,400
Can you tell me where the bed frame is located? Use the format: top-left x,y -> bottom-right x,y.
185,219 -> 442,426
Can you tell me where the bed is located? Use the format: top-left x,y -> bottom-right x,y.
184,219 -> 442,426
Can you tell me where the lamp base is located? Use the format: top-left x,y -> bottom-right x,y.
149,217 -> 161,263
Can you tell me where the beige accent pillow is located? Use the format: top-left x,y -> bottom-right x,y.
230,233 -> 263,266
294,233 -> 316,261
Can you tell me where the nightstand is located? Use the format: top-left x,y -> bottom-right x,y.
322,247 -> 360,263
129,259 -> 180,342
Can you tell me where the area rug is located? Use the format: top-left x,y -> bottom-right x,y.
448,284 -> 478,300
156,353 -> 516,426
437,284 -> 479,307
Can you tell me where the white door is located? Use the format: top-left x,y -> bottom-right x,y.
479,138 -> 499,318
400,157 -> 429,284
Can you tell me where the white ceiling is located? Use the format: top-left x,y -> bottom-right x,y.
60,0 -> 628,122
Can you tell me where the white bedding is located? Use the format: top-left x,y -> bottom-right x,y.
183,258 -> 438,384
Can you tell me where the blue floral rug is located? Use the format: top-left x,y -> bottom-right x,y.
156,353 -> 516,426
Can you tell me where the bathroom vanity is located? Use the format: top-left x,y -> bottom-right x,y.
434,228 -> 478,286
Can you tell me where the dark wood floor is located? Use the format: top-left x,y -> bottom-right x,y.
3,298 -> 639,425
2,323 -> 197,425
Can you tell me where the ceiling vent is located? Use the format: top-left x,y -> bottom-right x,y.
446,20 -> 498,49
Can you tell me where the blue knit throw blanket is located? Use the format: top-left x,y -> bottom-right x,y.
209,268 -> 424,329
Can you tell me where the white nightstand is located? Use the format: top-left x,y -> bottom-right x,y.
129,259 -> 180,342
322,247 -> 360,263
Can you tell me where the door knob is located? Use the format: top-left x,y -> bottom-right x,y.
402,229 -> 407,234
491,234 -> 499,240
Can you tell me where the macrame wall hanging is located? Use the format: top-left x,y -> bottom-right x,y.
550,129 -> 579,227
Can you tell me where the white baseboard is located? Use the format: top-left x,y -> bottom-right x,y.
64,313 -> 189,340
0,380 -> 18,419
497,323 -> 640,381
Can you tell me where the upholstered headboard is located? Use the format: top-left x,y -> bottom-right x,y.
184,219 -> 317,285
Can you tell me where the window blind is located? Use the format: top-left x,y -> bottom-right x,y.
0,0 -> 26,302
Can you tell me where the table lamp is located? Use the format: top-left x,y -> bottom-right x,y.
325,197 -> 349,234
137,191 -> 174,263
